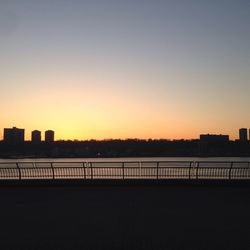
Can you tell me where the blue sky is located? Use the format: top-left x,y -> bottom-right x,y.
1,0 -> 250,140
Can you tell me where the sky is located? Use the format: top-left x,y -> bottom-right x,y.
1,0 -> 250,140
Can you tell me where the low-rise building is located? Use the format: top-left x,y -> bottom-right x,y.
200,134 -> 229,143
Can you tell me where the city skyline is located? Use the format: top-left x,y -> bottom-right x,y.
1,1 -> 250,140
2,126 -> 250,142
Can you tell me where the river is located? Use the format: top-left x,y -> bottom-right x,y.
1,156 -> 250,163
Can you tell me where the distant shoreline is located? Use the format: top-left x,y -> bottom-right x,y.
1,156 -> 250,161
1,140 -> 250,158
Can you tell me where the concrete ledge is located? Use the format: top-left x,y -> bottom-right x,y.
1,178 -> 250,187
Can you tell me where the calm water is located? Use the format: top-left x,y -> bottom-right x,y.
1,157 -> 250,163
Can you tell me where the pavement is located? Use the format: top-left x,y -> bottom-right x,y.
0,184 -> 250,250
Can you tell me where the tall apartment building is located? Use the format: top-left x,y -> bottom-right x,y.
239,128 -> 248,142
45,130 -> 55,142
31,130 -> 41,143
3,127 -> 25,144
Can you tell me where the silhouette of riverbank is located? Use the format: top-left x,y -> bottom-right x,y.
1,139 -> 250,158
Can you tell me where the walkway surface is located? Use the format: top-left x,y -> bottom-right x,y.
0,184 -> 250,250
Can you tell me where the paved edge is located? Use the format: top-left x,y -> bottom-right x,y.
1,179 -> 250,187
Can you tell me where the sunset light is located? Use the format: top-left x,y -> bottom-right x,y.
1,1 -> 250,141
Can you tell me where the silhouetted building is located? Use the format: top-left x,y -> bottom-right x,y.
45,130 -> 55,142
199,134 -> 229,143
3,127 -> 25,144
31,130 -> 41,143
239,128 -> 248,142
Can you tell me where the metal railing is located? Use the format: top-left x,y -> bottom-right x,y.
0,161 -> 250,181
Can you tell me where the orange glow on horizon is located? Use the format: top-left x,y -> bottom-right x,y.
0,69 -> 247,142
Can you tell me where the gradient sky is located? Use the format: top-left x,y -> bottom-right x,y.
1,0 -> 250,140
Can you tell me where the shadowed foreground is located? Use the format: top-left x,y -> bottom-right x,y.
0,184 -> 250,250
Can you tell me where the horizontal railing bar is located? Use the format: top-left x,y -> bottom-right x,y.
0,167 -> 247,170
0,161 -> 249,166
198,161 -> 250,164
1,166 -> 249,170
0,166 -> 250,170
0,161 -> 195,164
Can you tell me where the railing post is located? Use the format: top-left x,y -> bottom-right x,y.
122,162 -> 125,180
16,163 -> 21,180
83,162 -> 86,179
32,162 -> 36,179
248,162 -> 250,179
156,162 -> 159,180
50,163 -> 55,180
90,162 -> 93,179
188,162 -> 192,180
196,162 -> 199,180
139,162 -> 142,178
229,162 -> 233,180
